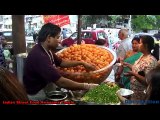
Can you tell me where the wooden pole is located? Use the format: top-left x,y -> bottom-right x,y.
77,15 -> 82,44
12,15 -> 26,74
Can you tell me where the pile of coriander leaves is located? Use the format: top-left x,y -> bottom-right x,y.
81,83 -> 120,105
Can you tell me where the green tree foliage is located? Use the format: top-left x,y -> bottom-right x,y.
154,15 -> 160,29
81,15 -> 160,32
81,15 -> 122,28
131,15 -> 157,32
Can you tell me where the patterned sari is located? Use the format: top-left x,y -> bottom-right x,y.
121,52 -> 142,89
130,54 -> 157,101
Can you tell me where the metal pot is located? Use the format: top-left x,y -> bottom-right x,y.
46,91 -> 68,101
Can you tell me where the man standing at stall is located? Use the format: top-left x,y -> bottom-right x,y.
23,23 -> 98,101
116,28 -> 132,60
114,28 -> 132,82
62,28 -> 67,39
33,31 -> 38,42
0,32 -> 6,68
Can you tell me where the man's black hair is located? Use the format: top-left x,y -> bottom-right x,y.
37,23 -> 61,43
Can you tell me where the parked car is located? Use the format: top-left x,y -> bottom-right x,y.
61,30 -> 109,47
134,32 -> 155,38
133,32 -> 157,42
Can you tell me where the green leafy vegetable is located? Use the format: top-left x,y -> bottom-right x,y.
81,83 -> 120,104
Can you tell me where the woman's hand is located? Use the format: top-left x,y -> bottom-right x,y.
82,62 -> 96,71
116,90 -> 127,104
123,62 -> 132,70
123,71 -> 135,77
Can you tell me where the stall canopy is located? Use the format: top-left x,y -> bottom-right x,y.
43,15 -> 70,27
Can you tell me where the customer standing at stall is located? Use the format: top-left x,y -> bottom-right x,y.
114,29 -> 132,82
23,23 -> 98,101
117,64 -> 160,105
123,35 -> 158,101
62,28 -> 67,39
0,33 -> 6,68
115,37 -> 142,89
33,31 -> 38,43
116,28 -> 132,60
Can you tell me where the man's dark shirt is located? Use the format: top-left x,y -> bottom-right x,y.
33,33 -> 38,42
23,43 -> 62,95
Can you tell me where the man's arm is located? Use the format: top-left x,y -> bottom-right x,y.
52,52 -> 95,71
55,76 -> 98,90
116,45 -> 126,60
60,60 -> 83,68
60,60 -> 95,71
55,76 -> 85,90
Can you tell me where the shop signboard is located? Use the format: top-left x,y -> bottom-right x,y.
43,15 -> 70,27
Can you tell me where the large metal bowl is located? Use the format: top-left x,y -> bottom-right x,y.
56,45 -> 117,84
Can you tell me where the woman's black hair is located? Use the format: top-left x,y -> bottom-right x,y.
140,35 -> 159,60
37,23 -> 61,43
145,65 -> 160,104
132,37 -> 140,43
152,43 -> 159,61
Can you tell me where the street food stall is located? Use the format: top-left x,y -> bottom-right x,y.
15,42 -> 133,105
44,44 -> 131,105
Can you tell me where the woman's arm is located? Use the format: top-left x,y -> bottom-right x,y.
134,59 -> 158,86
124,71 -> 147,86
115,66 -> 123,82
123,62 -> 133,70
133,72 -> 147,86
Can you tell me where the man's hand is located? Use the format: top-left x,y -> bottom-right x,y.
82,62 -> 96,71
83,83 -> 99,90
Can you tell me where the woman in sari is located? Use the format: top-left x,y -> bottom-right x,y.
117,64 -> 160,105
116,37 -> 142,89
123,35 -> 158,101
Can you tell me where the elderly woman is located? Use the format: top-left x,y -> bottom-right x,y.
123,35 -> 158,101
